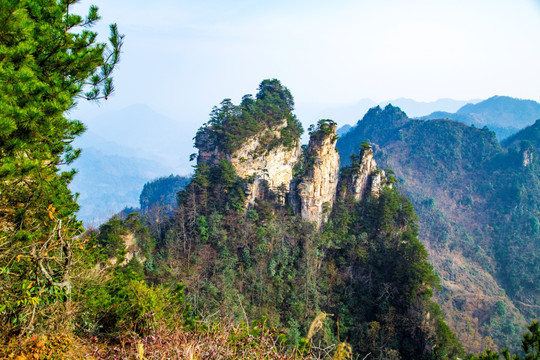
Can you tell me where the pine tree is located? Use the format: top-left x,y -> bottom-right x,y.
0,0 -> 122,336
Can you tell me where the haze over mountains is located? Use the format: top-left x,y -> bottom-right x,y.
78,104 -> 192,171
307,97 -> 479,128
70,105 -> 193,225
70,96 -> 540,225
420,96 -> 540,140
69,147 -> 169,226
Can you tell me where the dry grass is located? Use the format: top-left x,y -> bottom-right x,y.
1,322 -> 340,360
307,313 -> 328,342
1,311 -> 359,360
331,343 -> 352,360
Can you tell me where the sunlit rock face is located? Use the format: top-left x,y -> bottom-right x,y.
296,124 -> 340,228
108,232 -> 146,267
522,148 -> 534,167
195,119 -> 301,206
230,125 -> 301,206
196,118 -> 390,227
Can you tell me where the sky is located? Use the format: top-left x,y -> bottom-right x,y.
71,0 -> 540,164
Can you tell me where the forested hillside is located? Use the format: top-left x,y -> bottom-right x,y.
338,105 -> 540,353
0,31 -> 467,355
502,119 -> 540,150
139,175 -> 191,213
103,80 -> 464,359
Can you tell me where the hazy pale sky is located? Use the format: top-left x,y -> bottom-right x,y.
73,0 -> 540,136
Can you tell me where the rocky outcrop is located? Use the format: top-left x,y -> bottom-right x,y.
195,120 -> 301,206
339,145 -> 389,202
196,117 -> 390,226
231,130 -> 301,206
522,148 -> 534,167
296,122 -> 340,228
108,232 -> 147,267
194,128 -> 226,165
120,232 -> 147,266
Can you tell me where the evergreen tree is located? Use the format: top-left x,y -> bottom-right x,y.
0,0 -> 122,336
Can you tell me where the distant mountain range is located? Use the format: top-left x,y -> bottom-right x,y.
315,97 -> 478,127
70,146 -> 170,227
68,104 -> 195,225
419,96 -> 540,140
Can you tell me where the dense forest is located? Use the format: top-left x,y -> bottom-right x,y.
195,79 -> 303,154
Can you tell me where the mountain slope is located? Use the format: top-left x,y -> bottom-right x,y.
502,119 -> 540,150
382,97 -> 475,117
337,105 -> 539,353
456,96 -> 540,128
314,98 -> 475,127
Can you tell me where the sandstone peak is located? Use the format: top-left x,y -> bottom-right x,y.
339,143 -> 391,202
295,120 -> 341,228
194,79 -> 303,207
193,81 -> 393,226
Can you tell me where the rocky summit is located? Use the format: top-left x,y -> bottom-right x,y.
195,117 -> 387,227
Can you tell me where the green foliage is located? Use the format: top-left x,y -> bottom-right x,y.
97,217 -> 128,257
72,218 -> 190,337
503,120 -> 540,150
308,119 -> 338,143
178,159 -> 246,213
97,213 -> 156,260
79,264 -> 189,336
139,174 -> 190,213
197,216 -> 210,243
151,158 -> 463,359
322,188 -> 462,359
292,144 -> 309,180
430,302 -> 464,359
0,0 -> 123,337
136,95 -> 463,359
360,141 -> 371,151
196,79 -> 303,154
